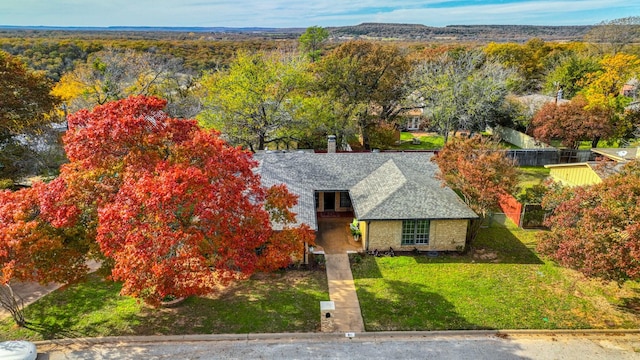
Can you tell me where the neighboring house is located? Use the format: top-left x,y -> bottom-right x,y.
544,147 -> 634,186
400,108 -> 424,131
254,149 -> 478,253
622,78 -> 638,98
515,94 -> 569,118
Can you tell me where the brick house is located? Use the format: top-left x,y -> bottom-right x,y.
254,150 -> 477,252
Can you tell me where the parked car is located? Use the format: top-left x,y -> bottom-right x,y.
0,340 -> 37,360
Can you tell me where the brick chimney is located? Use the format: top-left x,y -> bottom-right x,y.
327,135 -> 337,153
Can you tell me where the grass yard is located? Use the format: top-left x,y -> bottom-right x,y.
394,132 -> 518,151
517,166 -> 550,190
394,132 -> 444,150
548,140 -> 630,150
0,270 -> 328,341
351,221 -> 640,331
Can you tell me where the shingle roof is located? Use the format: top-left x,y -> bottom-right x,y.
591,147 -> 639,162
255,151 -> 477,230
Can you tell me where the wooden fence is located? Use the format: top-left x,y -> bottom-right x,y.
498,194 -> 523,226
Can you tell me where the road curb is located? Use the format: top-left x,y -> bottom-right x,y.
34,329 -> 640,347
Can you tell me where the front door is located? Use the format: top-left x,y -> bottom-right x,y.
324,192 -> 335,211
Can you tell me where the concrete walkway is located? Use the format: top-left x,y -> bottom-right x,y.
0,261 -> 101,320
324,253 -> 365,332
0,282 -> 61,319
316,217 -> 366,332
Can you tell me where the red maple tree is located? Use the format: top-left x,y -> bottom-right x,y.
538,161 -> 640,282
1,96 -> 314,306
531,95 -> 613,149
432,136 -> 518,244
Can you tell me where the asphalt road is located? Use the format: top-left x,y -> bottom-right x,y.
36,332 -> 640,360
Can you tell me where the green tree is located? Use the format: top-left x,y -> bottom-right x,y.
0,51 -> 59,137
0,51 -> 61,182
415,50 -> 515,142
314,40 -> 413,150
544,54 -> 602,99
299,26 -> 329,62
199,51 -> 312,151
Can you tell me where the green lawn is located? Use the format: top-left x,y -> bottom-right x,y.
394,132 -> 517,151
351,221 -> 640,331
517,166 -> 550,190
548,140 -> 629,150
0,270 -> 328,341
4,221 -> 640,339
394,132 -> 444,150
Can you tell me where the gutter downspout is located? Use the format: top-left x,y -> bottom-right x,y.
365,221 -> 370,252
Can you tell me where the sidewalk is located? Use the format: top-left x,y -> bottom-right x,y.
324,253 -> 365,332
0,261 -> 101,320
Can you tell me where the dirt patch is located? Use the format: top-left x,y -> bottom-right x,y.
472,248 -> 499,261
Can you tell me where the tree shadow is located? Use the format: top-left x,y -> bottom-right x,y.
617,288 -> 640,317
473,223 -> 543,264
17,274 -> 134,340
410,223 -> 543,265
356,279 -> 489,331
126,270 -> 328,335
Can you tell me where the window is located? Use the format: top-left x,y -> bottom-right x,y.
401,220 -> 430,245
339,192 -> 352,208
315,192 -> 320,210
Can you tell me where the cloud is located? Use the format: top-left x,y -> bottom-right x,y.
0,0 -> 637,27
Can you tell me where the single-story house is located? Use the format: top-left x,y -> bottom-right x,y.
515,94 -> 569,118
544,147 -> 634,186
401,108 -> 424,131
254,148 -> 478,253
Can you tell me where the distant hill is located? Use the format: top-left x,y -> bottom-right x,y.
0,23 -> 593,42
327,23 -> 593,42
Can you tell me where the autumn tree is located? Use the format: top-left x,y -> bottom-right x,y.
0,51 -> 61,182
432,136 -> 518,245
314,40 -> 413,150
52,48 -> 201,118
0,96 -> 314,310
581,53 -> 640,111
531,95 -> 614,148
621,107 -> 640,142
199,51 -> 312,151
299,26 -> 329,62
538,160 -> 640,282
415,50 -> 515,142
0,183 -> 93,325
484,39 -> 564,93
